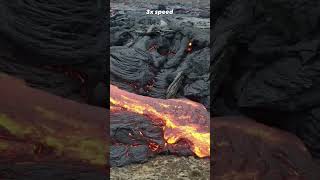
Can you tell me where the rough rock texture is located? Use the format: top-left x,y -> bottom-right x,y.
211,0 -> 320,159
0,0 -> 106,65
110,84 -> 209,167
111,155 -> 209,180
110,111 -> 168,167
0,1 -> 107,108
110,116 -> 320,180
0,73 -> 107,179
110,4 -> 210,108
212,116 -> 320,180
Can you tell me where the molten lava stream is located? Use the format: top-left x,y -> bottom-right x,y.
110,85 -> 210,158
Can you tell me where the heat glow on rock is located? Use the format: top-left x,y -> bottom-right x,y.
110,85 -> 210,158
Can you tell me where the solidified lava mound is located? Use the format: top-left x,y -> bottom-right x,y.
0,73 -> 107,179
211,0 -> 320,159
109,4 -> 211,167
110,5 -> 210,108
110,85 -> 210,167
0,0 -> 105,65
212,116 -> 320,180
0,0 -> 107,107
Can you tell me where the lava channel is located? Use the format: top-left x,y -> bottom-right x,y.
110,85 -> 210,158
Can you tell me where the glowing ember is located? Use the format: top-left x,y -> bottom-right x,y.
110,85 -> 210,158
187,41 -> 193,52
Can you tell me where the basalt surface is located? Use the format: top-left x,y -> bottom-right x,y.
0,0 -> 107,108
0,73 -> 107,179
212,116 -> 320,180
110,85 -> 209,167
210,0 -> 320,160
110,115 -> 320,179
110,3 -> 210,109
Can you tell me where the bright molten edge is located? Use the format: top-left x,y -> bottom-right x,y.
110,85 -> 210,158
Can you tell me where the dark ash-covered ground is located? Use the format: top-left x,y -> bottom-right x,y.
111,156 -> 209,180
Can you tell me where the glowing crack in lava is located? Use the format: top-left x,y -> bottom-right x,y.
110,85 -> 210,158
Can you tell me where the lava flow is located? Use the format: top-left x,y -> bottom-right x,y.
110,85 -> 210,158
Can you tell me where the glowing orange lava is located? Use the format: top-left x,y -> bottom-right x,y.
110,85 -> 210,158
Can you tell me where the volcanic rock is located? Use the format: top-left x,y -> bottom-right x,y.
0,0 -> 106,65
110,6 -> 210,108
0,73 -> 107,179
210,0 -> 320,158
110,84 -> 209,167
0,0 -> 107,108
212,116 -> 320,180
